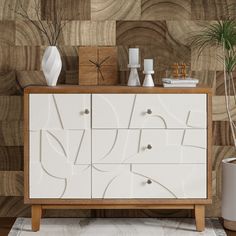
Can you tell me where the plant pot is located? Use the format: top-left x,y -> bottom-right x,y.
222,157 -> 236,231
42,46 -> 62,86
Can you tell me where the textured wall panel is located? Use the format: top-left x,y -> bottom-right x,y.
191,0 -> 236,20
16,71 -> 46,88
91,0 -> 141,20
41,0 -> 91,20
16,20 -> 47,46
0,71 -> 20,95
0,96 -> 23,120
0,121 -> 23,146
0,21 -> 15,46
141,0 -> 191,20
0,147 -> 23,171
15,46 -> 42,71
62,21 -> 116,46
213,121 -> 234,146
0,46 -> 15,71
213,96 -> 236,121
0,171 -> 23,196
191,47 -> 224,71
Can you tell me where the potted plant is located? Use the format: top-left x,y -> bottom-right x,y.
10,1 -> 72,86
190,18 -> 236,230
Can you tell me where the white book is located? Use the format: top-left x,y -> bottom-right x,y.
163,83 -> 197,88
162,78 -> 199,84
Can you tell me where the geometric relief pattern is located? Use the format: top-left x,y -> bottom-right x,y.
92,94 -> 207,128
91,94 -> 207,199
29,94 -> 91,199
92,164 -> 206,198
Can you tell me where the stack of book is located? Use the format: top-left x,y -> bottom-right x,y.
162,78 -> 199,88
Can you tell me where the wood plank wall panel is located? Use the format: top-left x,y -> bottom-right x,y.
0,171 -> 23,196
0,0 -> 234,218
141,0 -> 191,20
91,0 -> 141,20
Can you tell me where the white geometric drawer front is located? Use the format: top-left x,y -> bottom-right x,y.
92,129 -> 206,164
30,94 -> 91,130
29,130 -> 91,198
92,164 -> 206,199
92,94 -> 136,128
92,94 -> 206,129
130,94 -> 207,128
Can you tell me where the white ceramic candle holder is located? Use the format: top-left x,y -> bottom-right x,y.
127,64 -> 141,86
142,70 -> 155,87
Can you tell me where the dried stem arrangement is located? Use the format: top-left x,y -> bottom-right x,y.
9,0 -> 74,45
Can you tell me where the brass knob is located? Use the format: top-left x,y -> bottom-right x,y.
84,109 -> 90,114
147,144 -> 152,150
147,109 -> 152,114
147,179 -> 152,184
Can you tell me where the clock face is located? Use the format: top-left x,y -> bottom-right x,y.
79,47 -> 118,85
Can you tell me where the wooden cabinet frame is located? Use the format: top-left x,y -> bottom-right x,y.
24,85 -> 212,232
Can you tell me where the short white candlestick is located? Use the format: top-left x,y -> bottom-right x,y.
142,70 -> 155,87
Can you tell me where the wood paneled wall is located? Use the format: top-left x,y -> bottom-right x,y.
0,0 -> 235,217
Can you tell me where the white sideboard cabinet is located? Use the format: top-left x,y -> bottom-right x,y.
24,86 -> 212,232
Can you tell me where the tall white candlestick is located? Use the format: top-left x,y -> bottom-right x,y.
129,48 -> 139,65
144,59 -> 153,72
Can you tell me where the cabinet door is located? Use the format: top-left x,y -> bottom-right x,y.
92,129 -> 206,164
92,164 -> 206,199
29,93 -> 91,199
30,94 -> 91,130
92,94 -> 206,129
29,130 -> 91,199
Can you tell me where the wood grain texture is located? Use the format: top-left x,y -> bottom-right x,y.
58,46 -> 78,71
0,171 -> 23,196
41,0 -> 91,20
0,96 -> 23,120
0,0 -> 40,20
0,46 -> 15,71
141,0 -> 191,20
191,70 -> 216,87
213,96 -> 236,121
191,47 -> 224,71
91,0 -> 141,20
0,21 -> 15,46
15,46 -> 42,71
0,146 -> 23,171
0,197 -> 30,217
16,71 -> 46,88
0,71 -> 20,95
0,121 -> 23,146
213,121 -> 234,146
191,0 -> 236,20
62,21 -> 116,46
215,71 -> 236,95
15,21 -> 47,46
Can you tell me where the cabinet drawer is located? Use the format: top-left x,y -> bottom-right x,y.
92,129 -> 206,164
29,130 -> 91,199
92,164 -> 206,199
30,94 -> 91,130
92,94 -> 206,129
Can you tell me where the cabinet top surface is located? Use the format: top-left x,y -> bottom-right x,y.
24,85 -> 212,94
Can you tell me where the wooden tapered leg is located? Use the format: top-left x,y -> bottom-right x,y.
31,205 -> 42,232
195,205 -> 205,232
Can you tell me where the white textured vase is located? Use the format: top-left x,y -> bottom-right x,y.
42,46 -> 62,86
222,157 -> 236,230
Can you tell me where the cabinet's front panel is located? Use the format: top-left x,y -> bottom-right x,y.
29,94 -> 91,199
92,129 -> 206,164
30,94 -> 91,130
92,94 -> 206,129
92,164 -> 206,199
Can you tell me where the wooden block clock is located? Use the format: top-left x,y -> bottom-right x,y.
78,47 -> 118,85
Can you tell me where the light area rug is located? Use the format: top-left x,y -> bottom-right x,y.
9,218 -> 226,236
